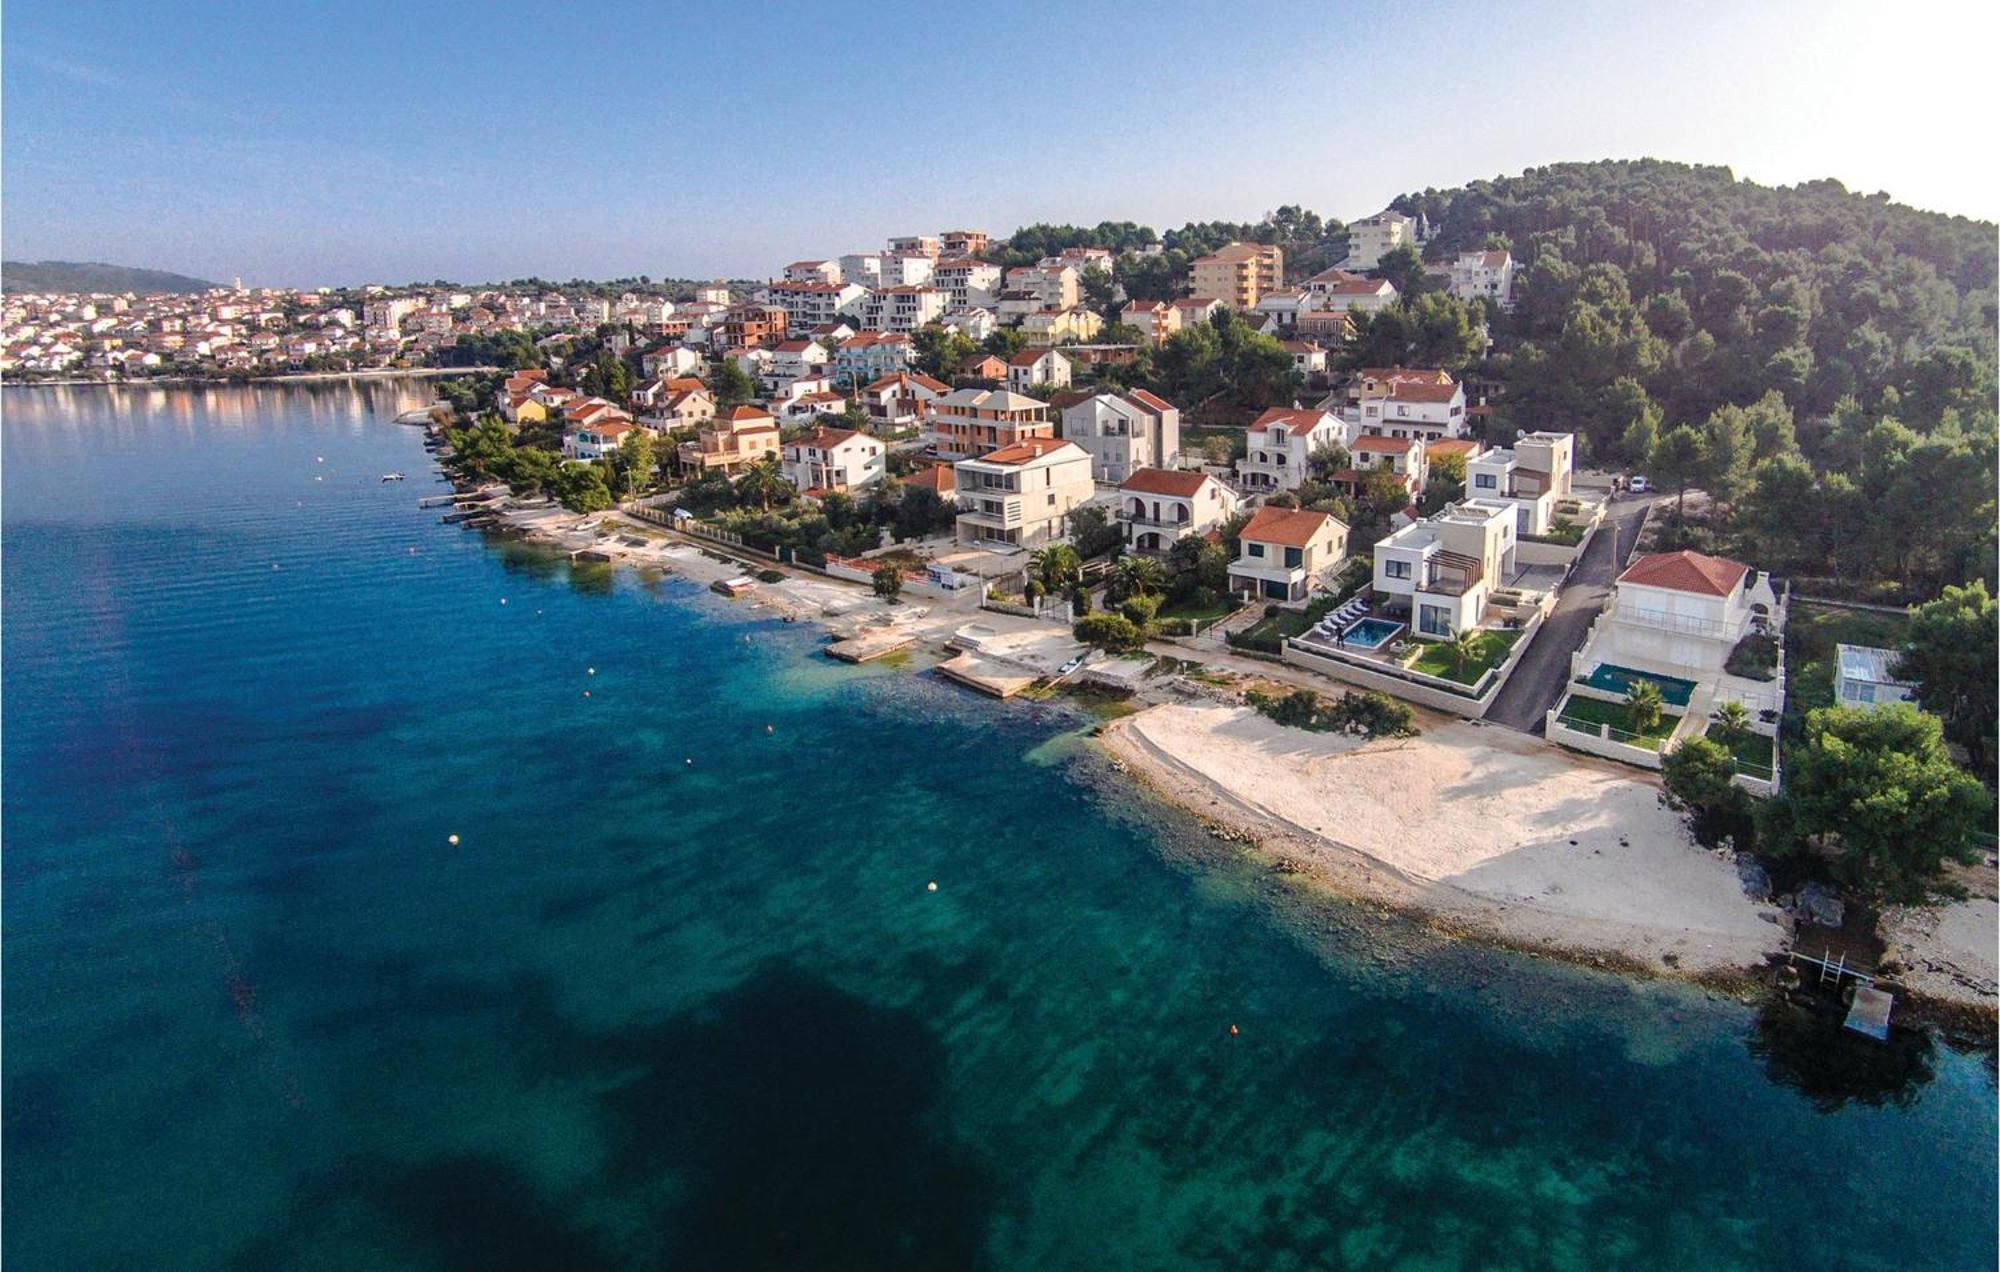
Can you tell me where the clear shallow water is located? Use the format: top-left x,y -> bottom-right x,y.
3,382 -> 1994,1270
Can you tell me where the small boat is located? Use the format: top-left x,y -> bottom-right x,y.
381,472 -> 406,482
1057,654 -> 1085,675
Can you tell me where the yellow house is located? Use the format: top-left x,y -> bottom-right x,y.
1022,307 -> 1104,347
508,396 -> 549,424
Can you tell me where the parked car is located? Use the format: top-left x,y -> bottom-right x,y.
1629,475 -> 1651,493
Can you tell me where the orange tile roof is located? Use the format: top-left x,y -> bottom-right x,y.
1618,550 -> 1749,597
1249,407 -> 1331,436
1119,467 -> 1211,497
1350,434 -> 1420,453
1240,505 -> 1343,548
979,437 -> 1075,465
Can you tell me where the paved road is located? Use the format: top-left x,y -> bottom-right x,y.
1484,495 -> 1655,732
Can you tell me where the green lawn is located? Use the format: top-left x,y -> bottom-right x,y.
1404,629 -> 1522,684
1232,608 -> 1315,652
1557,695 -> 1681,748
1708,726 -> 1775,776
1157,594 -> 1241,624
1784,602 -> 1911,722
1540,519 -> 1587,545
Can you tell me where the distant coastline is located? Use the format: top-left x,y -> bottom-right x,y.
1,366 -> 494,389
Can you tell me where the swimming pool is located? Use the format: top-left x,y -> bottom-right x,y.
1581,662 -> 1697,706
1341,617 -> 1404,650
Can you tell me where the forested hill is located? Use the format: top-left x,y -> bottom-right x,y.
2,260 -> 218,294
1385,160 -> 1995,596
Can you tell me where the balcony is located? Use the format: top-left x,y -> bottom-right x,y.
1117,509 -> 1190,530
957,500 -> 1021,528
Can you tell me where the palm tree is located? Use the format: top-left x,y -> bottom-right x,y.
737,455 -> 788,512
1110,554 -> 1167,600
1625,680 -> 1665,736
1711,701 -> 1751,748
1032,543 -> 1082,592
1446,628 -> 1484,677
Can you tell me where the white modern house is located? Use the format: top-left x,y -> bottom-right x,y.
767,280 -> 869,333
1236,407 -> 1346,493
782,425 -> 886,494
1465,431 -> 1575,534
1448,249 -> 1518,309
1117,468 -> 1239,553
1371,499 -> 1516,637
1347,434 -> 1430,495
1005,347 -> 1072,393
1059,389 -> 1181,483
953,437 -> 1094,549
1834,644 -> 1918,710
1229,506 -> 1349,602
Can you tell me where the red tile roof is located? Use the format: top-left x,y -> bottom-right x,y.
1350,434 -> 1420,453
1125,388 -> 1175,414
1239,505 -> 1343,548
1249,407 -> 1332,436
726,405 -> 775,422
979,437 -> 1076,465
1120,467 -> 1211,497
1618,550 -> 1749,597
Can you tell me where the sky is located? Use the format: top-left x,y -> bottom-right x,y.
5,0 -> 1997,289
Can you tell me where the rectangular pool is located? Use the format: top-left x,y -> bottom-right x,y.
1581,662 -> 1697,707
1341,617 -> 1405,650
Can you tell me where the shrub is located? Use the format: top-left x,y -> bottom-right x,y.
1119,594 -> 1160,628
756,569 -> 786,584
1073,613 -> 1146,653
871,563 -> 904,601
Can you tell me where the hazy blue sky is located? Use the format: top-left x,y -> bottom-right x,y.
5,0 -> 1996,287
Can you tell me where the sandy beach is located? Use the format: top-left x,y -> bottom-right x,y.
1101,700 -> 1787,979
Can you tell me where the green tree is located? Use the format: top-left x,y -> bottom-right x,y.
872,563 -> 904,601
1108,554 -> 1167,601
1032,543 -> 1082,592
1896,581 -> 1998,776
710,358 -> 757,408
1661,736 -> 1753,847
1648,425 -> 1707,516
1445,629 -> 1483,677
613,428 -> 655,497
1787,704 -> 1991,903
1711,701 -> 1752,750
1370,242 -> 1428,297
553,461 -> 612,513
1073,612 -> 1145,653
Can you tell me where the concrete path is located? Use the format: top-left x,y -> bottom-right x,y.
1484,495 -> 1655,732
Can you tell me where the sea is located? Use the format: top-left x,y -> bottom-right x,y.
3,380 -> 1994,1270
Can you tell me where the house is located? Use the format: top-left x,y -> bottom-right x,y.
1602,551 -> 1774,674
1302,267 -> 1399,314
563,415 -> 639,462
837,252 -> 884,290
939,307 -> 997,341
766,338 -> 830,385
719,304 -> 789,349
1060,389 -> 1181,483
1190,242 -> 1284,309
1172,296 -> 1222,327
1117,468 -> 1239,553
1834,645 -> 1918,710
1253,289 -> 1312,332
1020,307 -> 1103,346
1343,210 -> 1416,271
1371,499 -> 1517,637
887,234 -> 940,259
1464,431 -> 1574,534
1229,506 -> 1349,602
640,345 -> 703,379
956,352 -> 1009,384
1121,300 -> 1181,346
1006,347 -> 1072,392
1348,434 -> 1430,493
923,387 -> 1055,461
952,438 -> 1094,550
863,370 -> 949,430
1281,339 -> 1328,382
1236,407 -> 1345,492
646,380 -> 717,428
775,387 -> 846,423
680,405 -> 781,475
905,461 -> 956,500
1296,308 -> 1357,345
832,331 -> 912,384
1343,368 -> 1467,441
783,425 -> 886,494
1448,250 -> 1517,309
1001,263 -> 1079,311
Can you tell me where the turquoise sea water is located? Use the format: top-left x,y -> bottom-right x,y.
3,382 -> 1994,1270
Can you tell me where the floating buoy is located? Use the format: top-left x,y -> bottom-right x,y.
1229,1024 -> 1239,1036
271,563 -> 280,571
500,598 -> 507,605
315,456 -> 324,463
582,690 -> 591,698
587,667 -> 595,675
685,757 -> 693,766
447,833 -> 460,846
926,881 -> 938,893
765,724 -> 773,734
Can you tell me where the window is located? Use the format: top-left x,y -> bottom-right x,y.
1047,493 -> 1056,506
1474,474 -> 1496,489
1384,560 -> 1411,580
1284,547 -> 1303,569
1247,543 -> 1264,558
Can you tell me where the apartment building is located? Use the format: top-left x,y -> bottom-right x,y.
922,387 -> 1056,461
1344,210 -> 1416,271
940,229 -> 990,257
766,281 -> 868,334
1236,407 -> 1346,492
1189,241 -> 1283,309
952,438 -> 1094,549
1448,250 -> 1517,309
680,405 -> 781,475
1060,389 -> 1181,483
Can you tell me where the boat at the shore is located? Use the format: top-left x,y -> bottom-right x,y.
394,406 -> 442,425
381,472 -> 405,482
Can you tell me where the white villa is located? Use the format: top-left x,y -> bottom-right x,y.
1448,249 -> 1518,309
782,426 -> 885,494
1117,468 -> 1238,553
1465,431 -> 1574,534
1341,368 -> 1467,442
1236,407 -> 1345,493
1229,506 -> 1349,602
952,437 -> 1094,550
1551,550 -> 1788,789
1060,389 -> 1181,483
1371,499 -> 1516,637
